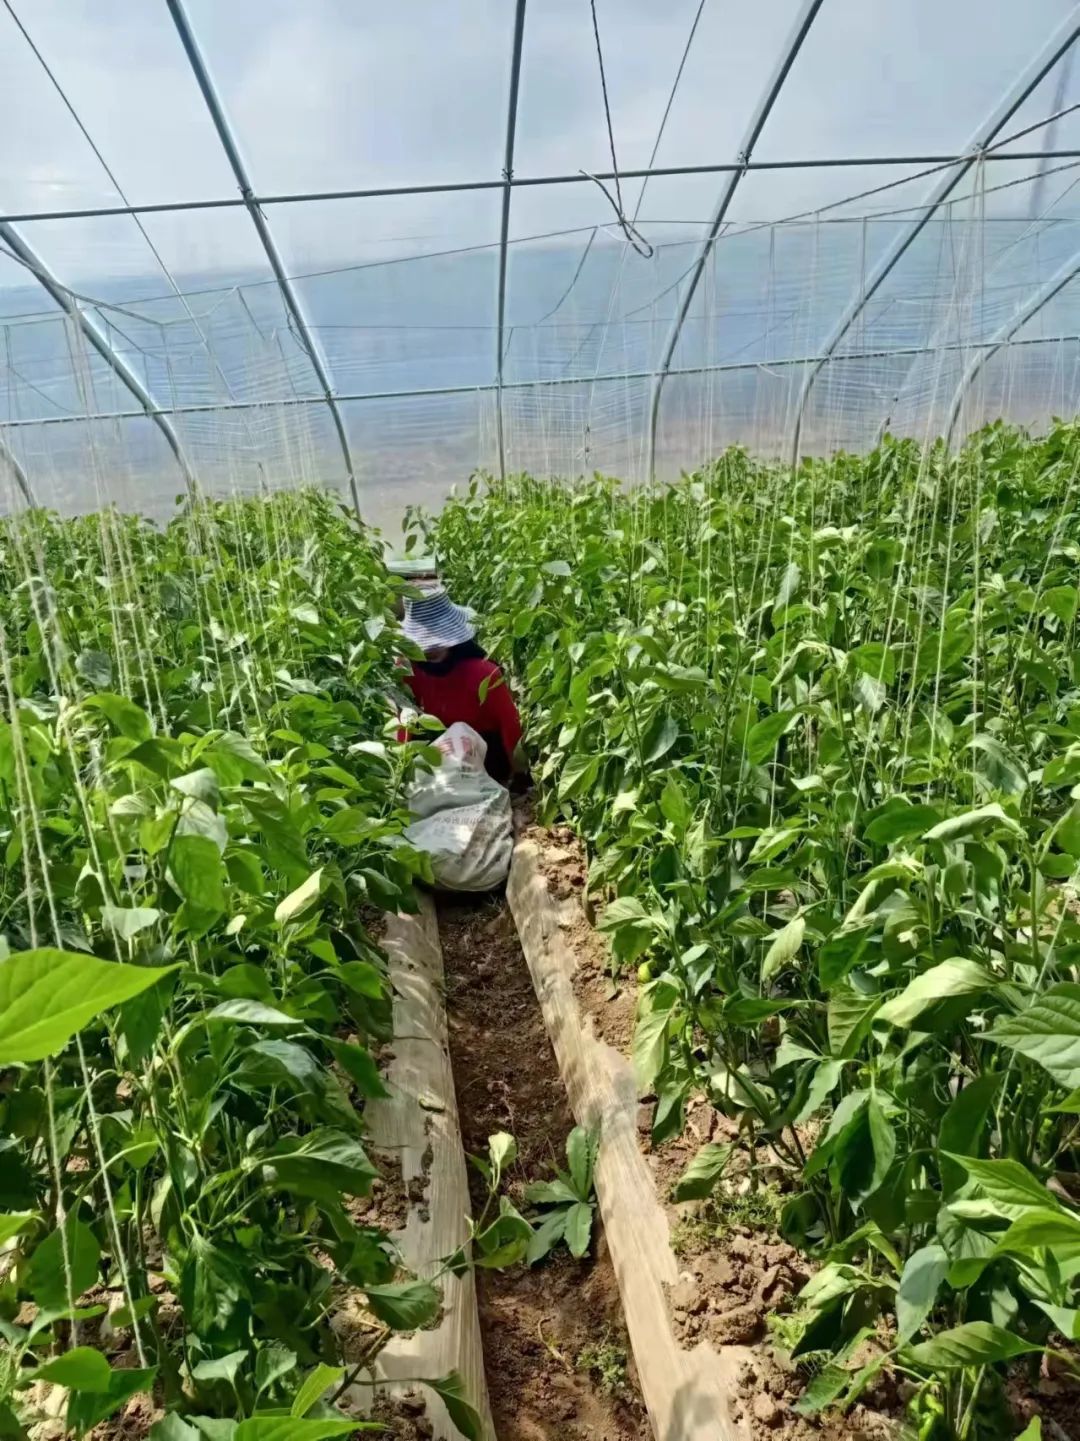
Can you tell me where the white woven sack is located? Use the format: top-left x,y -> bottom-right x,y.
405,723 -> 512,891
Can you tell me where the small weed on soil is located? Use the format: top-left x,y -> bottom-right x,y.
576,1331 -> 632,1400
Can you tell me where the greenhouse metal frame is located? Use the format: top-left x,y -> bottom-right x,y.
4,0 -> 1080,520
11,10 -> 1080,1437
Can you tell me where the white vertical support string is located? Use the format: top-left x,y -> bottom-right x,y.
945,240 -> 1080,444
495,0 -> 528,484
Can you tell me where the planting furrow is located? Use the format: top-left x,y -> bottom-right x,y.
345,897 -> 494,1438
437,895 -> 649,1441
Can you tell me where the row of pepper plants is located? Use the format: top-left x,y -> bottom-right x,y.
0,491 -> 483,1439
429,423 -> 1080,1439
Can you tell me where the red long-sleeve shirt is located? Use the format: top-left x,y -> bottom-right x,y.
400,658 -> 523,782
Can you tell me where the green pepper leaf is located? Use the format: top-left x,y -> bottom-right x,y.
0,950 -> 178,1064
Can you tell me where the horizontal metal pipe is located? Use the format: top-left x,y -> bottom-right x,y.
6,150 -> 1080,227
2,330 -> 1076,429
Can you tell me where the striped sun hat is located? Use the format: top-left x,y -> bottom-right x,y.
402,589 -> 477,651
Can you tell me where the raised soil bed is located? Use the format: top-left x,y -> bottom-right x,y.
506,836 -> 744,1441
506,825 -> 924,1441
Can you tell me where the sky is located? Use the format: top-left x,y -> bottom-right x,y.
1,0 -> 1080,295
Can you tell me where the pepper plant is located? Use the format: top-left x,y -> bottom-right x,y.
0,491 -> 481,1439
429,424 -> 1080,1437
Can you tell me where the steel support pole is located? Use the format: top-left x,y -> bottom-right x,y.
165,0 -> 362,520
788,10 -> 1080,468
646,0 -> 825,479
0,220 -> 197,494
4,0 -> 262,466
1031,50 -> 1075,219
944,249 -> 1080,444
495,0 -> 528,483
0,437 -> 34,507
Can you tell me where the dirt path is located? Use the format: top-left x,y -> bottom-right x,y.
438,896 -> 649,1441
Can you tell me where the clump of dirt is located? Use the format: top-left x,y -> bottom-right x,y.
87,1393 -> 160,1441
348,1146 -> 410,1234
367,1393 -> 435,1440
668,1221 -> 807,1349
665,1189 -> 904,1439
655,1118 -> 910,1438
439,896 -> 648,1441
732,1348 -> 897,1440
646,1092 -> 741,1196
1009,1350 -> 1080,1439
535,823 -> 589,899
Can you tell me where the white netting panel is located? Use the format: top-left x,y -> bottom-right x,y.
3,148 -> 1080,522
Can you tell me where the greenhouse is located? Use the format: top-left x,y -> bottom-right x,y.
5,1 -> 1080,1440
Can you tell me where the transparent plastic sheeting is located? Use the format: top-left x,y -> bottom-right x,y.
7,201 -> 1080,525
5,0 -> 1080,525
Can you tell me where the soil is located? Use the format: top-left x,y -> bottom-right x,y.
367,1393 -> 437,1439
87,1395 -> 160,1441
21,1353 -> 162,1441
645,1094 -> 740,1198
18,1285 -> 172,1441
517,813 -> 636,1052
438,895 -> 649,1441
669,1219 -> 807,1350
665,1197 -> 898,1439
348,1145 -> 410,1234
1009,1353 -> 1080,1440
731,1351 -> 897,1440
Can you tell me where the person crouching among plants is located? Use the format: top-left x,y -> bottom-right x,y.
395,578 -> 527,787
